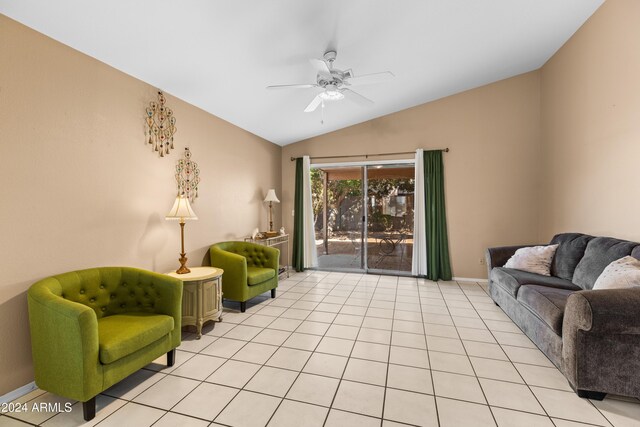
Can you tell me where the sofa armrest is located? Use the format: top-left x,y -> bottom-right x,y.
564,288 -> 640,335
562,288 -> 640,395
28,278 -> 101,401
485,244 -> 541,277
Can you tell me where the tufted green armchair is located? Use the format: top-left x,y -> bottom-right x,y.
27,267 -> 182,421
210,241 -> 279,312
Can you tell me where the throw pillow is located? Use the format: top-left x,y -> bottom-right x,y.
504,245 -> 559,276
593,256 -> 640,290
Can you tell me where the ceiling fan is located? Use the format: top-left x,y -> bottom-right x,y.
267,51 -> 394,119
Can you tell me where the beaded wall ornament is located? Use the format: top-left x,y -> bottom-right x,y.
176,147 -> 200,203
145,91 -> 177,157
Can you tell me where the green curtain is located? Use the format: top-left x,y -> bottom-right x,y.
292,158 -> 305,271
424,150 -> 452,280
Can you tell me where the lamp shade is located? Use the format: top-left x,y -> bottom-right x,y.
264,189 -> 280,203
166,194 -> 198,221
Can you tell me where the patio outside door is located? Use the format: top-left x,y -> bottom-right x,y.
366,164 -> 414,273
311,163 -> 415,274
312,166 -> 365,271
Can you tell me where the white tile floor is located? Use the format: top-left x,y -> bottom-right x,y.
3,271 -> 640,427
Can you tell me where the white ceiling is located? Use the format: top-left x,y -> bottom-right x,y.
0,0 -> 603,146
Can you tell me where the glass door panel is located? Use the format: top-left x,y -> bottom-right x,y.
366,164 -> 415,273
311,167 -> 364,271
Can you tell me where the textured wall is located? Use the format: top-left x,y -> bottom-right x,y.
540,0 -> 640,242
282,71 -> 542,279
0,15 -> 281,395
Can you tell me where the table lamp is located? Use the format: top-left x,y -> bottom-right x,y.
166,194 -> 198,274
264,189 -> 280,237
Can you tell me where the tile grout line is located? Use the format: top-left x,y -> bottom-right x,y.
215,270 -> 333,426
468,281 -> 610,423
260,270 -> 349,427
446,280 -> 501,426
108,272 -> 319,426
468,280 -> 556,423
215,270 -> 375,426
408,276 -> 441,427
379,274 -> 399,426
320,273 -> 385,427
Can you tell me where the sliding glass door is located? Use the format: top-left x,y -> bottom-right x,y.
311,166 -> 364,271
311,162 -> 415,274
366,164 -> 414,273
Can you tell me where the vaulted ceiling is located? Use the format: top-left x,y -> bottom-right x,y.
0,0 -> 603,145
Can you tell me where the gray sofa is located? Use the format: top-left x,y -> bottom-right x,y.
486,233 -> 640,400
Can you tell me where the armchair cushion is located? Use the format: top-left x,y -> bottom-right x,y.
247,267 -> 276,285
98,313 -> 174,364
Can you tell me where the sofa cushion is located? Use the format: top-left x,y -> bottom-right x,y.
573,237 -> 638,290
632,245 -> 640,260
490,267 -> 579,298
247,267 -> 275,285
549,233 -> 594,281
98,313 -> 174,364
517,285 -> 574,335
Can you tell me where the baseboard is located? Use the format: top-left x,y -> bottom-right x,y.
0,381 -> 37,404
452,276 -> 488,283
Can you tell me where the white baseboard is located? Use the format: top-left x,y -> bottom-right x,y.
0,381 -> 37,404
452,276 -> 488,283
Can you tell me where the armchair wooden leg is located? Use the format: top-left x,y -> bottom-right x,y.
83,397 -> 96,421
240,301 -> 247,313
167,349 -> 176,367
271,289 -> 276,298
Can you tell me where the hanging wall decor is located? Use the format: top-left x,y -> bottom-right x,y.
145,91 -> 177,157
175,147 -> 200,203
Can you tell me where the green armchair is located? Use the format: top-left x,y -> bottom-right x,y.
210,241 -> 279,312
27,267 -> 182,421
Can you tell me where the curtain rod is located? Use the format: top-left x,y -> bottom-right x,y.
290,148 -> 449,162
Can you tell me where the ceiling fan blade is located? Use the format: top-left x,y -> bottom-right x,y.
342,89 -> 374,106
345,71 -> 394,86
310,58 -> 331,77
304,95 -> 323,112
266,83 -> 318,90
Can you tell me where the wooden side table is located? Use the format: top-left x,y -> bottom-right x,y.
166,266 -> 224,339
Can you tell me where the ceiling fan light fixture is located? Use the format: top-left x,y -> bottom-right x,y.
319,85 -> 344,101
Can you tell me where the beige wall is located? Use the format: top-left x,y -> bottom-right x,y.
539,0 -> 640,242
282,72 -> 542,279
0,16 -> 281,395
4,0 -> 637,398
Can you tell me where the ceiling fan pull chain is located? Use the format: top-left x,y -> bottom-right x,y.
321,100 -> 325,124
